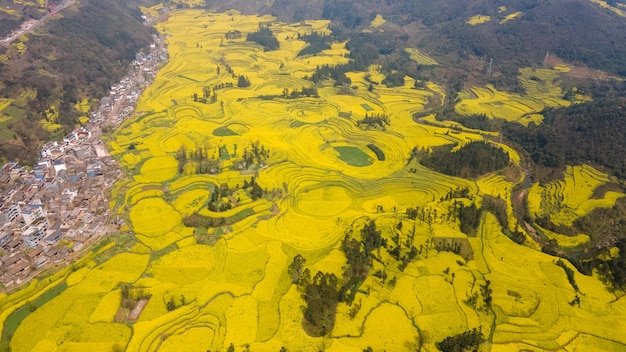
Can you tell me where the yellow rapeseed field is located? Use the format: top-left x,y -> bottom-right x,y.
4,9 -> 626,352
466,15 -> 491,25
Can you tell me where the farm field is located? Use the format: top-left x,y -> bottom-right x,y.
454,68 -> 590,126
526,165 -> 625,248
3,10 -> 626,352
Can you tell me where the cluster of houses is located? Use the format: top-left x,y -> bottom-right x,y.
0,132 -> 120,287
0,35 -> 167,289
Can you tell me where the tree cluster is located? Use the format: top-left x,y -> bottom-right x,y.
287,220 -> 390,337
233,141 -> 270,171
457,202 -> 482,237
341,220 -> 387,303
357,113 -> 390,129
297,31 -> 332,56
243,176 -> 265,201
120,284 -> 150,310
594,239 -> 626,292
300,271 -> 340,337
225,30 -> 243,40
208,182 -> 236,212
436,328 -> 484,352
308,63 -> 354,86
237,75 -> 251,88
439,100 -> 626,180
288,254 -> 341,337
504,100 -> 626,179
165,295 -> 186,312
246,27 -> 279,51
175,145 -> 222,175
282,86 -> 319,99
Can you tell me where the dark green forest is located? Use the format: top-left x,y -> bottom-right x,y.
271,0 -> 626,77
504,100 -> 626,179
437,100 -> 626,180
246,26 -> 279,51
419,141 -> 510,178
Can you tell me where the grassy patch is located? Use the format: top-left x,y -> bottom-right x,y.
1,282 -> 68,350
212,127 -> 238,136
334,146 -> 374,167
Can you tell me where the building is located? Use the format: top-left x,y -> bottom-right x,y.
44,230 -> 63,246
0,231 -> 11,247
63,131 -> 78,145
33,165 -> 46,181
0,203 -> 21,223
72,147 -> 89,160
21,218 -> 50,248
53,159 -> 67,173
21,204 -> 45,226
41,141 -> 65,159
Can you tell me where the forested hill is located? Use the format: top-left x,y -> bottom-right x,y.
437,99 -> 626,180
268,0 -> 626,77
503,100 -> 626,179
0,0 -> 65,37
0,0 -> 152,164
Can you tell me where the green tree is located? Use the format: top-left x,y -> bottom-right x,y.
288,254 -> 306,284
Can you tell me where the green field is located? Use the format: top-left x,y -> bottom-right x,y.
333,146 -> 374,167
2,9 -> 626,352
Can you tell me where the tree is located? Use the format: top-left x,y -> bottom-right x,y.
288,254 -> 306,284
237,75 -> 251,88
166,297 -> 176,311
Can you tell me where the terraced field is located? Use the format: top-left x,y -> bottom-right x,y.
455,68 -> 590,126
527,165 -> 625,247
2,10 -> 626,352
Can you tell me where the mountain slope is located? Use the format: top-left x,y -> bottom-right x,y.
0,0 -> 152,164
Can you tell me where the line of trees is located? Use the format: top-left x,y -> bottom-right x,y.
287,219 -> 389,337
282,86 -> 319,99
175,145 -> 221,175
357,113 -> 390,129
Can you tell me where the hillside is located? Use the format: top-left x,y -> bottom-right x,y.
0,0 -> 152,164
268,0 -> 626,80
0,0 -> 64,37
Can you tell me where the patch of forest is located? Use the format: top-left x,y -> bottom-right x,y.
505,100 -> 626,179
0,0 -> 153,164
437,99 -> 626,180
305,30 -> 423,88
0,0 -> 64,36
418,140 -> 510,178
296,31 -> 332,56
246,25 -> 279,51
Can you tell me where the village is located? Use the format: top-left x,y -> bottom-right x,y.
0,34 -> 168,289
